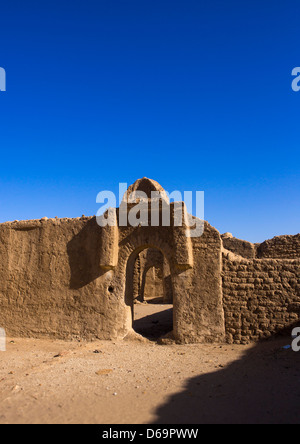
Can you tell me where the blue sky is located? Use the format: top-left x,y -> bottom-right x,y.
0,0 -> 299,242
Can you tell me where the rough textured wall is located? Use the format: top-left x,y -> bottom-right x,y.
222,252 -> 300,344
0,210 -> 225,344
0,217 -> 128,340
222,233 -> 300,260
221,234 -> 256,259
184,222 -> 225,343
257,234 -> 300,259
1,192 -> 298,345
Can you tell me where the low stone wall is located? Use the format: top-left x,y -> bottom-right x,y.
221,235 -> 256,259
257,234 -> 300,259
221,233 -> 300,260
222,252 -> 300,344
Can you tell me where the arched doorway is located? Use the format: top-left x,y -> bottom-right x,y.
97,178 -> 225,344
125,246 -> 174,341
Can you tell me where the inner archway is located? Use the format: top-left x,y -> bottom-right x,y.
143,266 -> 164,303
125,247 -> 174,341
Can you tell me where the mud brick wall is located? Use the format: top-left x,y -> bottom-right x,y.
257,234 -> 300,259
221,236 -> 256,259
222,254 -> 300,344
0,217 -> 126,340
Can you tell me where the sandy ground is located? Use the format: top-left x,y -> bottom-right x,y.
0,304 -> 299,424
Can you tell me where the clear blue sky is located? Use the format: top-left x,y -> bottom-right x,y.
0,0 -> 299,242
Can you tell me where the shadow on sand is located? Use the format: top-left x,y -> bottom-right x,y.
133,307 -> 173,341
153,327 -> 300,424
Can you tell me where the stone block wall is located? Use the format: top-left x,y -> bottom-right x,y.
222,252 -> 300,344
221,233 -> 300,260
257,234 -> 300,259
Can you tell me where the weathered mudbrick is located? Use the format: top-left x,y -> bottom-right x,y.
222,253 -> 300,344
0,178 -> 299,345
257,234 -> 300,259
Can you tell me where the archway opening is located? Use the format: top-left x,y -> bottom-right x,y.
126,247 -> 173,341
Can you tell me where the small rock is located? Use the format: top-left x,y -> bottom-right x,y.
96,369 -> 113,375
222,232 -> 233,239
53,351 -> 69,358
